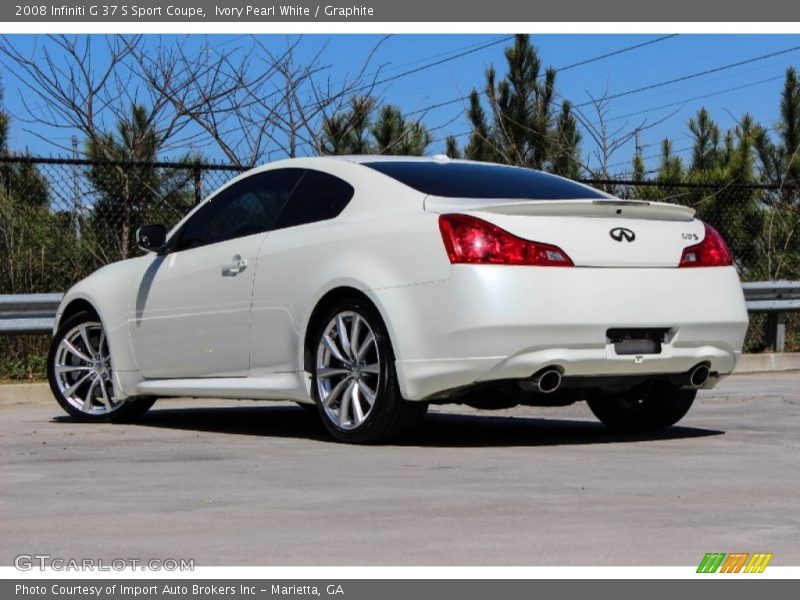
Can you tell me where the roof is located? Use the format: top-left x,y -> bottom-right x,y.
329,154 -> 456,164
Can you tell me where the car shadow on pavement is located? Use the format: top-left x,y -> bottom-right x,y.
407,411 -> 724,447
69,404 -> 724,447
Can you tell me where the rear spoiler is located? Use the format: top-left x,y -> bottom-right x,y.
424,197 -> 696,222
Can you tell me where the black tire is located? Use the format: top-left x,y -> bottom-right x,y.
586,381 -> 696,431
310,297 -> 427,443
48,311 -> 156,423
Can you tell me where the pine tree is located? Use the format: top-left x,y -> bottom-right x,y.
755,68 -> 800,197
726,114 -> 758,185
320,96 -> 375,155
457,34 -> 580,173
0,97 -> 55,293
319,98 -> 431,156
85,104 -> 195,260
751,68 -> 800,278
464,90 -> 494,161
444,135 -> 461,159
688,108 -> 721,176
371,105 -> 431,156
631,152 -> 646,182
777,67 -> 800,191
551,101 -> 582,178
657,139 -> 683,182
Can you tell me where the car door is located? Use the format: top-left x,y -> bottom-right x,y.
249,169 -> 355,374
130,169 -> 304,378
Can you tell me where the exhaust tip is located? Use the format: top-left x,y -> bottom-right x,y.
534,369 -> 562,394
689,364 -> 711,388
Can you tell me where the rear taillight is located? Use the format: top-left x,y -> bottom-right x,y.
679,223 -> 733,267
438,214 -> 574,266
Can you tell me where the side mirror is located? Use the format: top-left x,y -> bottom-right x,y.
136,224 -> 168,253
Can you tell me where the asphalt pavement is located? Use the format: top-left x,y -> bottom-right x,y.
1,373 -> 798,566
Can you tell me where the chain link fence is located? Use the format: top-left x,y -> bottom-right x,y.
0,156 -> 244,296
1,156 -> 799,379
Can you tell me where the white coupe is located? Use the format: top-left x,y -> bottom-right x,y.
48,156 -> 749,442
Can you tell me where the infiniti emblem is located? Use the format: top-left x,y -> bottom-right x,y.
609,227 -> 636,242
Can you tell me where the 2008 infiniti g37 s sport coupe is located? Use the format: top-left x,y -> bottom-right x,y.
47,156 -> 748,443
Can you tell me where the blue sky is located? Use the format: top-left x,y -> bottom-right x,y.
2,33 -> 799,177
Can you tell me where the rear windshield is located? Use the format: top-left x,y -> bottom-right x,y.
363,161 -> 606,200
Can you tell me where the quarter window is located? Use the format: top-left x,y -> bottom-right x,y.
174,169 -> 304,250
275,169 -> 354,230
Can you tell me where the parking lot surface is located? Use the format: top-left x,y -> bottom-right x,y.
1,373 -> 798,566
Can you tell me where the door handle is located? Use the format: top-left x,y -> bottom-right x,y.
221,255 -> 248,277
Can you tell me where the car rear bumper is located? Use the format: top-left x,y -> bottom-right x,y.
373,265 -> 749,400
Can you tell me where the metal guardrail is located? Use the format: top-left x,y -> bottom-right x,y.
741,281 -> 800,311
0,294 -> 62,335
0,282 -> 798,350
742,281 -> 800,352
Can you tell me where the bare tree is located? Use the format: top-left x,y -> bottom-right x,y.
0,34 -> 394,253
0,35 -> 197,256
134,35 -> 389,167
572,87 -> 678,186
0,35 -> 192,159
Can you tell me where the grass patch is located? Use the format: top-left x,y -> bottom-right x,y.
0,335 -> 49,381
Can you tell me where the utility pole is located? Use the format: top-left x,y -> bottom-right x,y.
635,129 -> 642,157
71,135 -> 81,240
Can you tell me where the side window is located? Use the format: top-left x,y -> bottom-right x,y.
174,169 -> 304,250
275,170 -> 354,230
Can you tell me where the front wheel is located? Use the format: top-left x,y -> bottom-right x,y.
586,382 -> 696,431
311,299 -> 427,443
48,311 -> 155,423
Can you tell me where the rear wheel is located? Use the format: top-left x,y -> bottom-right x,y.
586,381 -> 695,431
48,311 -> 155,423
311,299 -> 427,443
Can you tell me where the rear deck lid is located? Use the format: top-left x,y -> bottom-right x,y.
361,158 -> 701,268
426,196 -> 702,268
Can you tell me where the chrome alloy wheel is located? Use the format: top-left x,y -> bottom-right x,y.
315,311 -> 381,430
53,321 -> 121,415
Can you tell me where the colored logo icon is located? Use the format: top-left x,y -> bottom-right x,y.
696,552 -> 773,573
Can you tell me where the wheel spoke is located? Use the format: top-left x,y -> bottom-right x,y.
351,385 -> 365,425
79,325 -> 96,357
83,376 -> 101,411
361,363 -> 380,374
355,332 -> 375,361
350,315 -> 362,359
98,379 -> 112,410
62,340 -> 92,364
63,371 -> 95,398
338,381 -> 355,427
336,314 -> 352,360
98,329 -> 106,356
317,367 -> 349,379
322,334 -> 348,364
55,364 -> 93,375
357,380 -> 376,407
323,377 -> 350,409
